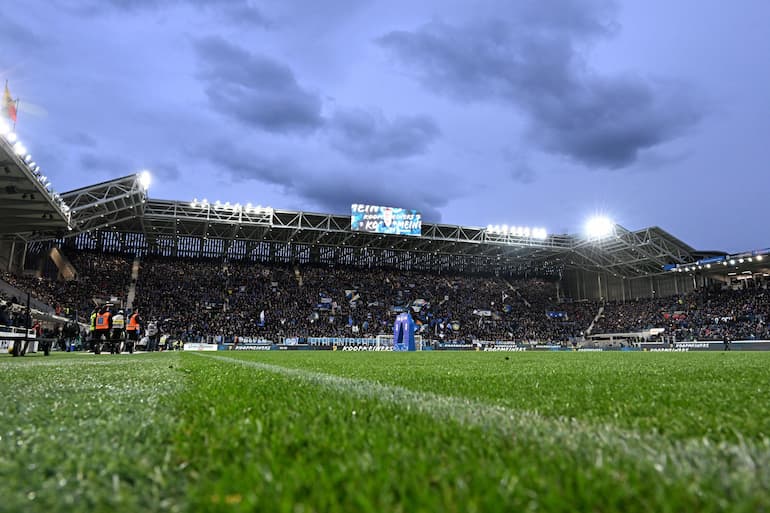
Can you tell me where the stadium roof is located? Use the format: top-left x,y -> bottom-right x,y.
0,170 -> 711,277
0,134 -> 71,239
18,175 -> 696,278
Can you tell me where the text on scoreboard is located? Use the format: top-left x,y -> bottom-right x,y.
351,204 -> 422,236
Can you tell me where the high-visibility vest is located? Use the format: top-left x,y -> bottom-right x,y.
96,312 -> 111,330
90,312 -> 97,332
127,314 -> 140,331
112,314 -> 125,329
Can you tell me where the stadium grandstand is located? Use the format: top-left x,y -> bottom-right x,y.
1,134 -> 768,350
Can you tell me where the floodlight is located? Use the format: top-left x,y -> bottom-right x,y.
138,170 -> 152,190
729,259 -> 736,265
739,258 -> 744,264
13,142 -> 26,156
24,154 -> 32,163
585,216 -> 614,239
487,225 -> 493,232
6,132 -> 17,143
0,119 -> 9,135
501,224 -> 508,234
757,255 -> 764,261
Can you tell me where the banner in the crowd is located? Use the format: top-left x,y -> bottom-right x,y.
411,299 -> 429,312
350,204 -> 422,236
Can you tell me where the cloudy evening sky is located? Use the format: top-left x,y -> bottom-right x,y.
1,0 -> 768,252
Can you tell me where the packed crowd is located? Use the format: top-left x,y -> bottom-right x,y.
130,258 -> 590,343
595,285 -> 770,341
2,248 -> 768,344
0,252 -> 132,322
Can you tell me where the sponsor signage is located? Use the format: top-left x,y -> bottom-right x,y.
183,343 -> 218,351
234,344 -> 273,351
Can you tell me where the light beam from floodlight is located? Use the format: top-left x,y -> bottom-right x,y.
585,216 -> 615,239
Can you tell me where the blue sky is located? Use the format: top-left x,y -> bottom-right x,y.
2,0 -> 768,252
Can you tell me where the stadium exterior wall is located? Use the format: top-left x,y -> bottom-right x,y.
562,269 -> 700,301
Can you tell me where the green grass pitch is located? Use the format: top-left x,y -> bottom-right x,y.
1,351 -> 769,512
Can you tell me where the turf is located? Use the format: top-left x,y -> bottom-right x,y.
1,351 -> 769,512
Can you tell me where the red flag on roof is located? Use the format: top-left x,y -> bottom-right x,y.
3,82 -> 18,124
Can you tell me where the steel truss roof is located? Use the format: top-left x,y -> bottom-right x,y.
570,225 -> 695,277
61,174 -> 148,234
0,137 -> 71,240
10,175 -> 697,277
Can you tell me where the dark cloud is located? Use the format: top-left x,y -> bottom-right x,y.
502,150 -> 536,184
194,36 -> 323,134
377,1 -> 703,169
194,140 -> 449,221
152,162 -> 181,181
0,12 -> 46,49
79,152 -> 134,174
81,152 -> 179,182
189,140 -> 295,187
53,0 -> 269,26
61,132 -> 98,148
329,108 -> 440,161
293,174 -> 447,222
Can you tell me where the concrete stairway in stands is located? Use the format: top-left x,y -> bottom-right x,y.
126,257 -> 140,309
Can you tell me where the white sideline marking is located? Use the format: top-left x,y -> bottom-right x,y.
196,353 -> 770,488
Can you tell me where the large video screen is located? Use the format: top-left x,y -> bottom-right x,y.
351,204 -> 422,236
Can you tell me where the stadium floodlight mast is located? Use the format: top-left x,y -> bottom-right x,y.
139,170 -> 152,190
585,216 -> 615,239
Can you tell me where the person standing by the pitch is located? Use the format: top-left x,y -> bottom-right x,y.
723,332 -> 732,351
110,309 -> 126,354
125,308 -> 142,353
93,305 -> 112,354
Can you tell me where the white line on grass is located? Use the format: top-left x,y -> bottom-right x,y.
196,353 -> 770,493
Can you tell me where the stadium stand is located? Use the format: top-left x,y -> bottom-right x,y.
1,166 -> 767,348
2,247 -> 767,345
